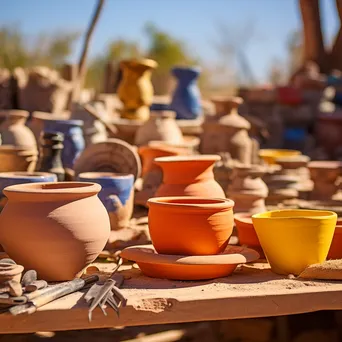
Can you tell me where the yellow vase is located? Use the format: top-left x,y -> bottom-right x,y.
118,59 -> 158,121
252,209 -> 337,275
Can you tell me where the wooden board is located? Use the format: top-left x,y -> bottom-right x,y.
2,261 -> 342,334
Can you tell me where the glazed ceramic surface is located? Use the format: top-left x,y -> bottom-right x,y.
0,146 -> 38,172
252,209 -> 337,275
0,171 -> 57,210
154,155 -> 225,198
77,172 -> 134,230
0,182 -> 110,281
328,225 -> 342,259
121,244 -> 259,280
259,149 -> 301,165
170,67 -> 202,120
148,197 -> 234,255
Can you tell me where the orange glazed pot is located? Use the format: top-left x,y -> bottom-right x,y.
234,212 -> 264,257
154,155 -> 225,198
328,224 -> 342,259
148,197 -> 234,255
0,182 -> 110,281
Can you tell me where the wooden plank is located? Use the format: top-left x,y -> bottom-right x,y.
1,262 -> 342,334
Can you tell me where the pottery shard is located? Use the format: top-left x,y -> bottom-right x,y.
298,259 -> 342,280
132,298 -> 173,313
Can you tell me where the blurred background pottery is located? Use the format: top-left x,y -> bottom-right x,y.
252,209 -> 337,275
0,182 -> 110,281
147,197 -> 235,256
0,146 -> 38,172
77,172 -> 134,230
259,149 -> 301,165
154,155 -> 225,198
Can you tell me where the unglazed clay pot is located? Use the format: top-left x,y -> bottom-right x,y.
0,182 -> 110,281
147,197 -> 235,255
77,172 -> 134,230
154,155 -> 225,198
0,146 -> 38,172
328,225 -> 342,259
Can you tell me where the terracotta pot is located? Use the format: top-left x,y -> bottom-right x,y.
135,111 -> 183,146
77,172 -> 134,230
155,155 -> 225,198
147,197 -> 234,255
0,263 -> 24,284
0,146 -> 38,172
234,213 -> 264,257
328,224 -> 342,259
0,182 -> 110,281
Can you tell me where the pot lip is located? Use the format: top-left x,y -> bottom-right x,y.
78,172 -> 134,180
32,111 -> 70,121
0,145 -> 38,154
3,181 -> 101,195
154,155 -> 221,163
0,172 -> 56,179
148,196 -> 234,210
308,161 -> 342,169
252,209 -> 337,220
0,110 -> 29,119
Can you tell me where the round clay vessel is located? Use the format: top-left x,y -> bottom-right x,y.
328,224 -> 342,259
0,146 -> 38,172
259,149 -> 301,165
234,213 -> 264,257
0,182 -> 110,281
147,197 -> 234,255
154,155 -> 225,198
252,209 -> 337,275
0,263 -> 24,284
121,244 -> 259,280
77,172 -> 134,230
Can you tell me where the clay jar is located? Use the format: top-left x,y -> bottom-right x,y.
77,172 -> 134,230
148,197 -> 235,255
155,155 -> 225,198
0,182 -> 110,281
134,111 -> 184,146
0,110 -> 37,150
0,146 -> 38,172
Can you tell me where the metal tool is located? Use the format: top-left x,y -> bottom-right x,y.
85,257 -> 126,321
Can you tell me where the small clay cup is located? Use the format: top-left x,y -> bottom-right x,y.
148,197 -> 234,256
0,263 -> 24,284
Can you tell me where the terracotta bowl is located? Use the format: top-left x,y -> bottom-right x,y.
234,213 -> 264,258
328,224 -> 342,259
258,149 -> 301,165
252,209 -> 337,276
121,244 -> 259,280
148,197 -> 234,256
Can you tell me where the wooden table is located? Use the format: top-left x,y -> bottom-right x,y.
2,261 -> 342,334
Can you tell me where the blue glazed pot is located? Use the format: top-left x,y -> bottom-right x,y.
43,119 -> 85,169
170,66 -> 202,120
0,172 -> 57,210
77,172 -> 134,230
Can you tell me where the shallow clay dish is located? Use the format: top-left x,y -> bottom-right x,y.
121,244 -> 259,280
259,149 -> 301,165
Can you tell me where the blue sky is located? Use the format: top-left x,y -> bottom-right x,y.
1,0 -> 338,82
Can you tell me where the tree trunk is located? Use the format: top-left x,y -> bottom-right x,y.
299,0 -> 327,72
329,0 -> 342,71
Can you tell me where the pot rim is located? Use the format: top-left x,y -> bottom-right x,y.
3,181 -> 101,195
0,172 -> 56,179
308,161 -> 342,169
234,212 -> 253,224
252,209 -> 337,220
154,155 -> 221,163
0,110 -> 29,119
78,172 -> 134,180
259,149 -> 301,156
148,196 -> 234,210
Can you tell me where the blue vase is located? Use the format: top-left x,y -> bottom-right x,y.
43,120 -> 85,169
77,172 -> 134,230
170,66 -> 202,120
0,172 -> 57,210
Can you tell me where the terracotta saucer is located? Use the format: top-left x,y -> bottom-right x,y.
121,244 -> 259,280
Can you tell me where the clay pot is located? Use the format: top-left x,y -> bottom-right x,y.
276,86 -> 303,105
328,225 -> 342,259
148,197 -> 235,255
252,209 -> 337,275
0,172 -> 57,211
0,146 -> 38,172
135,111 -> 183,146
234,213 -> 264,257
0,110 -> 37,150
0,263 -> 24,284
118,58 -> 158,121
0,182 -> 110,281
259,149 -> 301,165
155,155 -> 225,198
77,172 -> 134,230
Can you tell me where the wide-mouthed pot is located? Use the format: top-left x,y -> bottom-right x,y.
0,182 -> 110,281
252,209 -> 337,275
148,197 -> 234,255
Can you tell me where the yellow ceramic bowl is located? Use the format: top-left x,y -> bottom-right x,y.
258,149 -> 301,165
252,210 -> 337,275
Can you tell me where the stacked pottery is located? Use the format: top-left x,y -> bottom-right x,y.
308,161 -> 342,200
77,172 -> 134,230
227,164 -> 268,214
0,146 -> 38,172
0,182 -> 110,281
